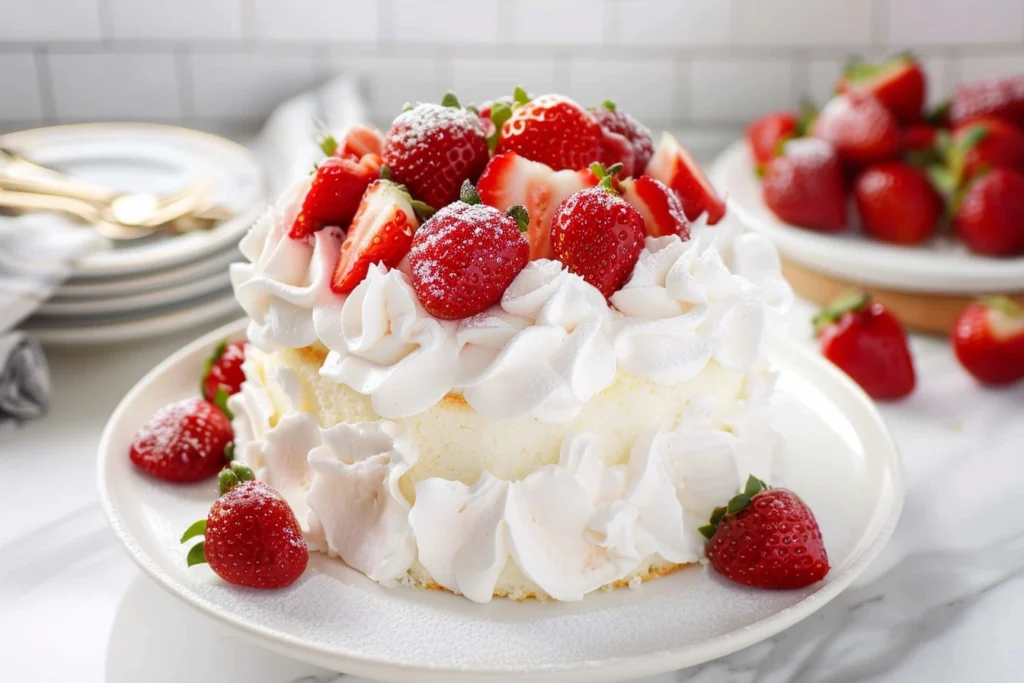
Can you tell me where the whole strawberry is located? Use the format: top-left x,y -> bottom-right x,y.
762,139 -> 847,232
949,74 -> 1024,128
592,100 -> 655,177
746,111 -> 799,173
701,476 -> 829,590
551,163 -> 646,298
853,162 -> 941,245
813,293 -> 916,400
201,340 -> 247,405
950,117 -> 1024,182
181,462 -> 308,589
813,93 -> 900,166
289,146 -> 381,240
836,54 -> 926,125
954,168 -> 1024,257
952,297 -> 1024,386
408,181 -> 530,319
383,92 -> 489,210
497,93 -> 602,172
130,397 -> 233,483
646,132 -> 726,224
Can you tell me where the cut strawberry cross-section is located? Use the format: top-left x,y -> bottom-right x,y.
289,153 -> 382,240
644,132 -> 726,225
620,174 -> 691,240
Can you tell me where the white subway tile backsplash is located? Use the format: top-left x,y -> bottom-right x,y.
568,58 -> 676,120
252,0 -> 378,42
332,54 -> 441,121
888,0 -> 1024,46
959,53 -> 1024,82
0,0 -> 101,41
48,53 -> 180,119
108,0 -> 243,41
451,57 -> 557,106
691,59 -> 796,122
187,53 -> 320,119
391,0 -> 499,44
609,0 -> 730,47
510,0 -> 605,45
734,0 -> 873,47
0,54 -> 43,120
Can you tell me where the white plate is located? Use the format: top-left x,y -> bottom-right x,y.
710,140 -> 1024,293
37,269 -> 231,318
97,319 -> 903,683
0,123 -> 265,278
24,290 -> 238,346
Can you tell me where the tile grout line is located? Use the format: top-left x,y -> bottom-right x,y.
33,46 -> 57,124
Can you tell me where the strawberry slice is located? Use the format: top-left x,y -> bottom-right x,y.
644,132 -> 726,225
289,153 -> 382,240
620,174 -> 691,240
335,124 -> 385,158
477,151 -> 598,260
330,179 -> 431,294
836,54 -> 926,124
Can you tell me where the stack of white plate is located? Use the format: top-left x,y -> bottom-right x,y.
6,124 -> 266,345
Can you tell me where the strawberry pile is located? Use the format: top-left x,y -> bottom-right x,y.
750,56 -> 1024,257
287,89 -> 724,319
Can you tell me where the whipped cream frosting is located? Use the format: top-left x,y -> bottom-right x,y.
228,355 -> 781,602
233,188 -> 792,423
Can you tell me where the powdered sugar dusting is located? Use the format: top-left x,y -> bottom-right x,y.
388,104 -> 484,153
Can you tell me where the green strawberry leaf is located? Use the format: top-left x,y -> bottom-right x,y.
180,519 -> 207,544
186,541 -> 207,567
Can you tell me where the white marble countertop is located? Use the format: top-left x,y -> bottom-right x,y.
3,299 -> 1023,683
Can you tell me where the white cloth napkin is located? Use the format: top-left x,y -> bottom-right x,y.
0,331 -> 50,435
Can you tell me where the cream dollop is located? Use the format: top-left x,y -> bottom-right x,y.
314,263 -> 460,419
455,260 -> 616,422
231,178 -> 343,349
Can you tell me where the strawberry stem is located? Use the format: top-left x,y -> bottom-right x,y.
512,85 -> 530,107
812,291 -> 871,337
505,205 -> 530,233
380,165 -> 392,180
982,296 -> 1024,318
601,100 -> 617,112
488,101 -> 513,151
200,340 -> 228,396
441,91 -> 461,109
318,134 -> 338,158
590,162 -> 623,193
699,476 -> 770,539
213,386 -> 233,420
460,180 -> 482,205
218,461 -> 255,496
224,441 -> 235,463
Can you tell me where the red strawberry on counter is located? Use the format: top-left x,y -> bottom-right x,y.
746,111 -> 799,173
949,74 -> 1024,128
620,174 -> 691,239
762,138 -> 848,232
813,293 -> 916,400
289,152 -> 382,240
181,462 -> 308,589
383,92 -> 489,210
330,179 -> 432,294
950,117 -> 1024,181
201,340 -> 247,405
408,181 -> 530,320
130,397 -> 234,483
953,167 -> 1024,257
592,100 -> 656,178
335,124 -> 384,158
853,161 -> 941,245
813,93 -> 900,166
701,476 -> 829,590
952,297 -> 1024,386
497,93 -> 602,172
477,151 -> 598,260
836,54 -> 926,124
645,132 -> 726,224
550,164 -> 646,298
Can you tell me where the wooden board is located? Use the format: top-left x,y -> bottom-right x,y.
781,257 -> 1024,336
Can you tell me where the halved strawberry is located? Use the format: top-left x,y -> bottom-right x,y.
836,54 -> 926,124
477,151 -> 598,260
289,153 -> 382,240
335,124 -> 385,158
330,179 -> 431,294
620,174 -> 691,240
645,132 -> 726,224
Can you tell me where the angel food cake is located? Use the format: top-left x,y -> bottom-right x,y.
226,91 -> 794,602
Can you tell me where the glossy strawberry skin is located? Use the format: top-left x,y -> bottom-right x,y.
762,140 -> 848,232
477,152 -> 598,260
812,93 -> 900,166
836,55 -> 926,124
901,123 -> 938,153
204,481 -> 308,589
408,201 -> 530,319
952,302 -> 1024,385
819,302 -> 916,400
954,168 -> 1024,257
746,112 -> 799,171
202,340 -> 247,403
706,488 -> 829,590
645,132 -> 726,224
592,105 -> 655,177
950,75 -> 1024,128
620,175 -> 691,240
853,162 -> 941,245
331,180 -> 419,294
953,117 -> 1024,180
497,95 -> 602,172
130,397 -> 233,483
383,102 -> 489,210
550,187 -> 645,298
289,154 -> 382,239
